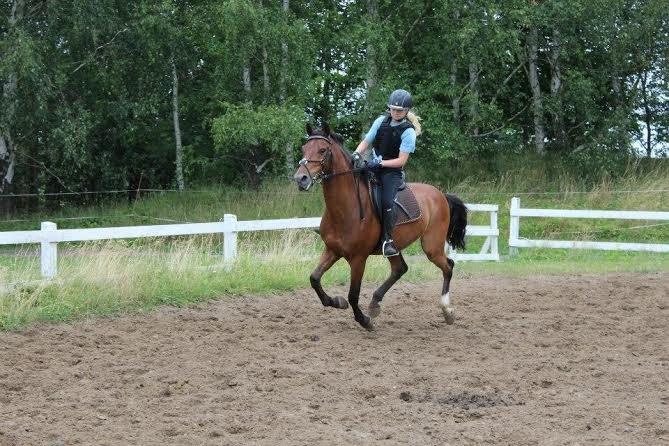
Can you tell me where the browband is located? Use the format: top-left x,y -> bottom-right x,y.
306,135 -> 331,142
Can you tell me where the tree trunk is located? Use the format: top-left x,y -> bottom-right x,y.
468,61 -> 479,136
0,136 -> 15,195
450,8 -> 460,124
171,56 -> 185,191
0,0 -> 25,194
262,46 -> 270,102
549,29 -> 566,150
243,63 -> 252,98
450,58 -> 460,124
640,70 -> 653,157
365,0 -> 378,113
279,0 -> 289,103
280,0 -> 294,177
527,25 -> 545,155
259,0 -> 270,102
467,2 -> 478,135
612,76 -> 621,104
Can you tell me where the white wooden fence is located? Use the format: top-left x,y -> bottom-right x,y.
449,204 -> 499,262
0,203 -> 499,279
509,197 -> 669,253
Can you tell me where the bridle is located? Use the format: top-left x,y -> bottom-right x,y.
298,134 -> 366,219
298,135 -> 366,185
297,135 -> 334,187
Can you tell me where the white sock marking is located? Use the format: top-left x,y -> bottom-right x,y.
441,292 -> 450,306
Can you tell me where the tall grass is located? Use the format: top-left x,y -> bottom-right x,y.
0,233 -> 439,329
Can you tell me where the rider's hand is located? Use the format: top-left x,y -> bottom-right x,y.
366,158 -> 382,171
352,151 -> 363,169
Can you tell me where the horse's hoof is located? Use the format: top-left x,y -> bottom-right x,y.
368,302 -> 381,319
363,318 -> 375,331
358,315 -> 375,331
331,297 -> 349,309
441,305 -> 455,325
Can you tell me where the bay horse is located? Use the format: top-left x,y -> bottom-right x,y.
293,123 -> 467,330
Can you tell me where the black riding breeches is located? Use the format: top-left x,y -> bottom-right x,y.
379,168 -> 403,212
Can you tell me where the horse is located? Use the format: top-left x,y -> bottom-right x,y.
293,123 -> 467,330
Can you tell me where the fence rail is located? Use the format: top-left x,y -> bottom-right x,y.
0,204 -> 499,278
449,204 -> 499,262
509,197 -> 669,254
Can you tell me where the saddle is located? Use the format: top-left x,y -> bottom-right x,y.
368,171 -> 422,227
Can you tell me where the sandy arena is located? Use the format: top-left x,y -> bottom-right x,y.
0,272 -> 667,445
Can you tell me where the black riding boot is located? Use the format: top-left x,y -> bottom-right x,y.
382,208 -> 399,257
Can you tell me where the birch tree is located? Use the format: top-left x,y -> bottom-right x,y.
280,0 -> 293,176
548,29 -> 565,150
171,55 -> 185,190
0,0 -> 24,194
527,22 -> 545,154
365,0 -> 378,114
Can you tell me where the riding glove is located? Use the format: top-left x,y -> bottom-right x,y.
351,152 -> 364,169
366,158 -> 382,171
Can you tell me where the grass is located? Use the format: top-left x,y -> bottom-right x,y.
1,157 -> 668,330
1,233 -> 667,331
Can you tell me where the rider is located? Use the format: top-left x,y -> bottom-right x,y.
352,89 -> 422,257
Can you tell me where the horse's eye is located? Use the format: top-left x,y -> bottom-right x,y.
318,148 -> 327,155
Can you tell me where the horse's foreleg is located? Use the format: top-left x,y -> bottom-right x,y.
347,256 -> 373,330
310,249 -> 348,309
368,253 -> 408,318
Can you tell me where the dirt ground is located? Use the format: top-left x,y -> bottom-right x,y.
0,272 -> 667,446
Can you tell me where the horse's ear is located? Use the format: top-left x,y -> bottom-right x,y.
306,123 -> 313,136
322,122 -> 331,137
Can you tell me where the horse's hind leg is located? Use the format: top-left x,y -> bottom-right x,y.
368,253 -> 408,318
421,235 -> 456,324
310,249 -> 348,309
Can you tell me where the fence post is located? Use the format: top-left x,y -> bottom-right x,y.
509,197 -> 520,257
41,222 -> 58,279
223,214 -> 238,262
490,209 -> 499,261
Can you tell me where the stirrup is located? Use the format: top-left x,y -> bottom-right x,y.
382,239 -> 399,257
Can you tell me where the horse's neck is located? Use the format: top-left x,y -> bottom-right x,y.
321,159 -> 368,223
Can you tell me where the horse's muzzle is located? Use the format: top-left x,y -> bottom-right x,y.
294,172 -> 312,191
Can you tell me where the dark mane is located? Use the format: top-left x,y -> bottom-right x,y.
330,132 -> 345,145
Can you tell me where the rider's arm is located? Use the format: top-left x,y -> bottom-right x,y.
380,152 -> 410,169
355,116 -> 385,155
355,139 -> 369,155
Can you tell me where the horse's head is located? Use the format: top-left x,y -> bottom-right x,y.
294,122 -> 346,191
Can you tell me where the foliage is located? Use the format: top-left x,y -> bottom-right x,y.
210,102 -> 305,186
0,0 -> 667,213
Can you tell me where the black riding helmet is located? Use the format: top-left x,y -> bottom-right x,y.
387,89 -> 412,110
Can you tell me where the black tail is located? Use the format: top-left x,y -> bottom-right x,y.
445,193 -> 467,251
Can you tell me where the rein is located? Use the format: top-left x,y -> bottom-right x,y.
322,167 -> 367,181
299,135 -> 366,220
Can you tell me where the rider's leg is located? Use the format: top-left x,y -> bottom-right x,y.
379,169 -> 402,257
382,209 -> 398,256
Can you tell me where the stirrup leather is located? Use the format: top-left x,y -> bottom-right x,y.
382,239 -> 399,257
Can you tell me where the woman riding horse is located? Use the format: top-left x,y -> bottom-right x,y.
294,120 -> 466,331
